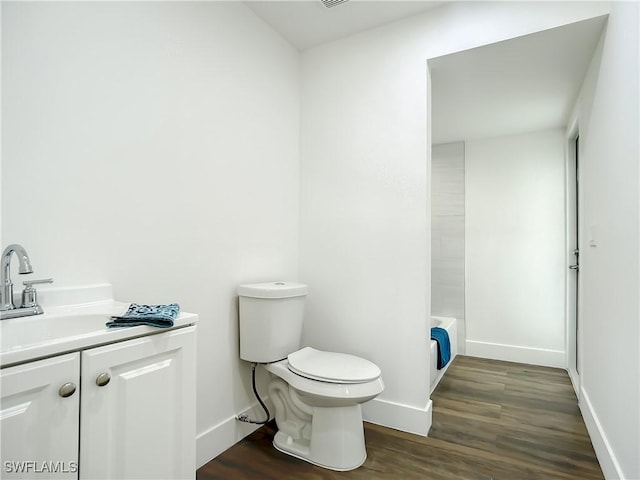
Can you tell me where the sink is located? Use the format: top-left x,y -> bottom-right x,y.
1,312 -> 113,351
0,297 -> 197,368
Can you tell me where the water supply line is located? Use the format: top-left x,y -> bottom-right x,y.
236,363 -> 270,425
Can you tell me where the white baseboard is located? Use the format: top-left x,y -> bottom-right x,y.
465,340 -> 565,368
196,402 -> 270,469
567,367 -> 580,397
362,396 -> 432,437
579,387 -> 624,480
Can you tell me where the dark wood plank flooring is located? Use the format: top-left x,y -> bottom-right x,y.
197,356 -> 603,479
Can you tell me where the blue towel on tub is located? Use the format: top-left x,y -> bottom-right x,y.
106,303 -> 180,329
431,327 -> 451,370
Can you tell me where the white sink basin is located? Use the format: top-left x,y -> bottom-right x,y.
0,300 -> 197,367
1,312 -> 113,350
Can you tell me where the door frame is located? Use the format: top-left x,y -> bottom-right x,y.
565,116 -> 582,397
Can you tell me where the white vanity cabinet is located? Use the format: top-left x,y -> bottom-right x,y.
80,326 -> 196,479
0,353 -> 80,479
0,326 -> 196,480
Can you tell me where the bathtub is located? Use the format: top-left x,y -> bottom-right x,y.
430,316 -> 457,394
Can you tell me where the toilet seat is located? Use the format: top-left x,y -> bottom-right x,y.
266,359 -> 384,403
288,347 -> 381,384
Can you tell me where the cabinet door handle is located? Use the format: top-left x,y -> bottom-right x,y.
95,373 -> 111,387
58,382 -> 77,398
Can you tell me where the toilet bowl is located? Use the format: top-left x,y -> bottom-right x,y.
265,347 -> 384,471
237,282 -> 384,471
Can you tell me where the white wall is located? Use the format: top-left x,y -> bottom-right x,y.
570,2 -> 640,478
1,2 -> 300,467
431,142 -> 465,352
465,129 -> 566,367
299,1 -> 609,434
5,1 -> 634,473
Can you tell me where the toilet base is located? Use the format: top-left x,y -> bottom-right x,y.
272,404 -> 367,471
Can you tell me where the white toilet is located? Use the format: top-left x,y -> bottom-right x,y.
237,281 -> 384,471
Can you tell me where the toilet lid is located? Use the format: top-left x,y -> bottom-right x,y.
288,347 -> 381,384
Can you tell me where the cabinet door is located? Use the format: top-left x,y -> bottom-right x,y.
1,353 -> 80,479
80,326 -> 196,480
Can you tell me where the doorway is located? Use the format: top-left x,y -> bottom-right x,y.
428,17 -> 604,374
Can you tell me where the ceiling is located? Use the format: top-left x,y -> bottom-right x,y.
428,16 -> 606,144
245,0 -> 443,51
246,1 -> 606,145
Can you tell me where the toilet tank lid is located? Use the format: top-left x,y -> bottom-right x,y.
237,282 -> 308,299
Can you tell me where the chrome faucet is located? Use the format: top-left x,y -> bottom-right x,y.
1,244 -> 33,310
1,244 -> 52,320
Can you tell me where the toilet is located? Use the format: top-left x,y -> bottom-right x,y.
237,281 -> 384,471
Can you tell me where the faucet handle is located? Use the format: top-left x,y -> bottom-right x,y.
21,278 -> 53,309
23,278 -> 54,288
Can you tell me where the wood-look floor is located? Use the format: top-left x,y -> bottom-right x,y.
197,356 -> 603,479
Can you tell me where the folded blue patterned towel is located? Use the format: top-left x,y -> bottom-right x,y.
431,327 -> 451,370
106,303 -> 180,329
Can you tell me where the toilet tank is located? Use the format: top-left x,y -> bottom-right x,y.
237,282 -> 308,363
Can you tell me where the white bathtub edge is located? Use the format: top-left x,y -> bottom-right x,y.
430,316 -> 458,393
